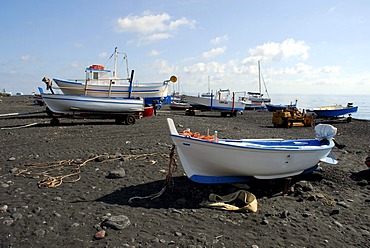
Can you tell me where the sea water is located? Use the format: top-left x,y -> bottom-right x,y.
269,94 -> 370,121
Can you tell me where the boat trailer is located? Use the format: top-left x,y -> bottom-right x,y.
45,107 -> 144,126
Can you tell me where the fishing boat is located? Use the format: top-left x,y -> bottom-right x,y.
50,47 -> 177,106
167,118 -> 338,184
168,92 -> 190,110
311,103 -> 358,117
238,92 -> 268,110
169,100 -> 191,110
239,61 -> 271,110
266,100 -> 298,112
41,93 -> 144,125
182,89 -> 245,116
42,94 -> 144,114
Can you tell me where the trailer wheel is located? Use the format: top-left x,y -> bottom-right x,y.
125,115 -> 136,125
50,118 -> 60,126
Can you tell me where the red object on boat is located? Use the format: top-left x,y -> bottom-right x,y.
89,64 -> 105,70
143,106 -> 154,118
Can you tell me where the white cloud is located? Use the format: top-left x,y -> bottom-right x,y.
241,56 -> 261,65
153,59 -> 177,74
248,38 -> 310,62
141,33 -> 173,44
210,35 -> 230,45
202,47 -> 226,58
179,39 -> 352,95
207,62 -> 226,75
183,61 -> 226,77
150,49 -> 161,56
320,65 -> 341,73
277,63 -> 313,75
99,52 -> 109,58
115,13 -> 170,34
21,55 -> 31,61
183,63 -> 207,74
114,12 -> 196,44
168,17 -> 195,30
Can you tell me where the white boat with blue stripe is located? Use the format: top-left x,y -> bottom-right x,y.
167,118 -> 338,184
182,89 -> 245,115
52,47 -> 177,106
41,94 -> 144,115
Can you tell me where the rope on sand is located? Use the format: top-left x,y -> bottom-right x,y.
15,152 -> 173,189
128,145 -> 178,203
1,122 -> 40,130
128,186 -> 167,203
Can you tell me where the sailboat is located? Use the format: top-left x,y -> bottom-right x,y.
200,76 -> 212,97
239,61 -> 271,110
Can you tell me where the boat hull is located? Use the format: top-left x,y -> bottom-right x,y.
312,106 -> 358,117
244,103 -> 267,110
266,103 -> 297,112
183,95 -> 245,112
53,78 -> 169,105
42,94 -> 144,115
167,118 -> 336,183
169,101 -> 190,110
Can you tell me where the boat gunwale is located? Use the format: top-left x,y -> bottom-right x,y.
53,78 -> 168,87
170,133 -> 334,151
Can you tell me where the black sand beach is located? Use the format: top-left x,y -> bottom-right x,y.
0,96 -> 369,248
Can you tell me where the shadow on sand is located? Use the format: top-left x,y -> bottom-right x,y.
95,172 -> 324,210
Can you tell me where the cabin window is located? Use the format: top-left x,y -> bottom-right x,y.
93,72 -> 99,80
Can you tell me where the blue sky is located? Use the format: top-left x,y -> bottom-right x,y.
1,0 -> 369,97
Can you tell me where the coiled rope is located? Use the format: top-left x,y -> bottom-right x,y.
15,151 -> 173,189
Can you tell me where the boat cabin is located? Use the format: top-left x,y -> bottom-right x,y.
85,64 -> 113,84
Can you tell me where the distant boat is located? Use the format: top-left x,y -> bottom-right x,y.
182,89 -> 245,115
1,89 -> 12,97
167,118 -> 338,184
266,100 -> 298,112
49,47 -> 177,106
169,100 -> 190,110
239,61 -> 271,110
311,103 -> 358,117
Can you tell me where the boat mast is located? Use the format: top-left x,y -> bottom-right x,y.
207,75 -> 210,94
113,47 -> 118,79
258,61 -> 261,95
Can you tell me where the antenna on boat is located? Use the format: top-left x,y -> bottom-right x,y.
109,47 -> 130,80
123,53 -> 129,79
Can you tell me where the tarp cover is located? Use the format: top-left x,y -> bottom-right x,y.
315,124 -> 337,140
